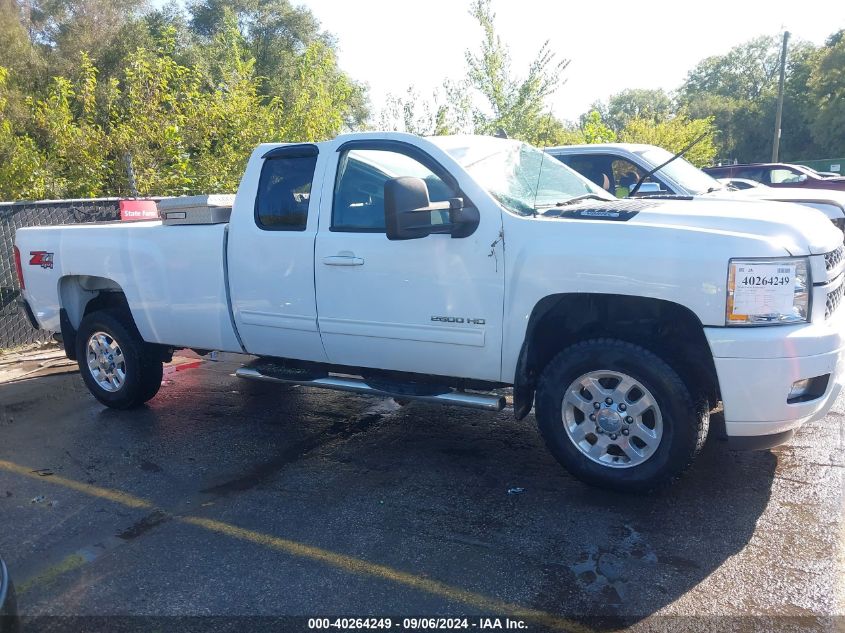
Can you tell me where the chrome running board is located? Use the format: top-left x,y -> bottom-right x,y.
235,368 -> 506,412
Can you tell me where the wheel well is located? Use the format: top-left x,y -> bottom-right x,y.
82,289 -> 131,318
59,275 -> 126,328
57,276 -> 173,363
513,294 -> 720,419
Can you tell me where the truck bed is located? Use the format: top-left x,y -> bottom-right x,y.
15,220 -> 242,353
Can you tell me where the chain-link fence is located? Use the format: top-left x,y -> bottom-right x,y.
0,199 -> 122,350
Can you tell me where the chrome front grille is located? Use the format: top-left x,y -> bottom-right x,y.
826,280 -> 843,319
825,245 -> 844,272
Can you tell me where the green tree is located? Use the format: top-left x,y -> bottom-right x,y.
275,39 -> 364,140
603,88 -> 673,131
681,35 -> 782,102
0,66 -> 45,199
377,87 -> 440,136
0,1 -> 46,119
28,54 -> 108,197
678,34 -> 820,162
809,31 -> 845,157
619,113 -> 717,167
0,0 -> 378,200
376,83 -> 473,136
105,38 -> 200,196
182,12 -> 274,193
188,0 -> 368,128
580,110 -> 616,144
464,0 -> 569,144
23,0 -> 150,81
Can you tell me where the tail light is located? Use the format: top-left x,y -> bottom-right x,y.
13,245 -> 25,290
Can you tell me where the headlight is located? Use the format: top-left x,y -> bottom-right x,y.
726,257 -> 810,325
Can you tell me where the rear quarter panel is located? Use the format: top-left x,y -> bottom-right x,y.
15,221 -> 241,352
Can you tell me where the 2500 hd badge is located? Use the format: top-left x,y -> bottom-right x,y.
431,316 -> 486,325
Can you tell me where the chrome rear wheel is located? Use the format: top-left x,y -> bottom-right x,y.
86,331 -> 127,392
76,310 -> 163,409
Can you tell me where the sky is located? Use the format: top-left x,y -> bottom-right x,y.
156,0 -> 845,122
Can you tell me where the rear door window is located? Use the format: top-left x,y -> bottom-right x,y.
255,153 -> 319,231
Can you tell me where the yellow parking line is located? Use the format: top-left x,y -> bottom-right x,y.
0,460 -> 152,509
16,553 -> 88,595
0,459 -> 592,633
179,515 -> 588,631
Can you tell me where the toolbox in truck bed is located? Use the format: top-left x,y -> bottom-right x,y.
158,194 -> 235,225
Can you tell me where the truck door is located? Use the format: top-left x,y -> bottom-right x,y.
228,144 -> 328,361
314,140 -> 505,381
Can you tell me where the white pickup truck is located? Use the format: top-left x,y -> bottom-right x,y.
14,132 -> 845,491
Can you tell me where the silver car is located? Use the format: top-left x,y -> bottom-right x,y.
548,143 -> 845,236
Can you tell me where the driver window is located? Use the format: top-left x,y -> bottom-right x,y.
610,159 -> 667,197
332,149 -> 455,232
562,156 -> 613,193
611,159 -> 644,198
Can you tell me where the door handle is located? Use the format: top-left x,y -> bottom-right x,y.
322,253 -> 364,266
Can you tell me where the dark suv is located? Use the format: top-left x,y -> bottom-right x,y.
704,163 -> 845,191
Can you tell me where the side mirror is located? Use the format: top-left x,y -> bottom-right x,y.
797,174 -> 808,182
384,177 -> 479,241
634,182 -> 663,194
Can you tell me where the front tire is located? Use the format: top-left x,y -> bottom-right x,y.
75,310 -> 163,409
535,338 -> 708,492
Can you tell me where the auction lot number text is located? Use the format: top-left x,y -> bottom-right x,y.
308,618 -> 527,630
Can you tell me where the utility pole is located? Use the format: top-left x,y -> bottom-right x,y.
123,152 -> 139,198
772,30 -> 790,162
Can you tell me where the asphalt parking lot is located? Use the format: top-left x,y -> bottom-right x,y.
0,355 -> 843,632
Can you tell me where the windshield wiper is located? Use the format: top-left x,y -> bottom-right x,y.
535,193 -> 611,209
629,131 -> 711,197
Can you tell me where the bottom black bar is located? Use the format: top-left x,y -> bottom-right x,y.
5,615 -> 843,633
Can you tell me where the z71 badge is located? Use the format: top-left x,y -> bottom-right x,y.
29,251 -> 54,269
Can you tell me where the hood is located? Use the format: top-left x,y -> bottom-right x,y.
543,197 -> 841,255
708,187 -> 845,220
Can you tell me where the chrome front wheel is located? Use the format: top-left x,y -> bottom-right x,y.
536,339 -> 707,492
562,370 -> 663,468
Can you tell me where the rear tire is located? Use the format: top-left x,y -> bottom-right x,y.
75,310 -> 163,409
535,338 -> 708,492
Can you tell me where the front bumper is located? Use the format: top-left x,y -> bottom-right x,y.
705,307 -> 845,444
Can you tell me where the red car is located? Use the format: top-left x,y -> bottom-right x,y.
704,163 -> 845,192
